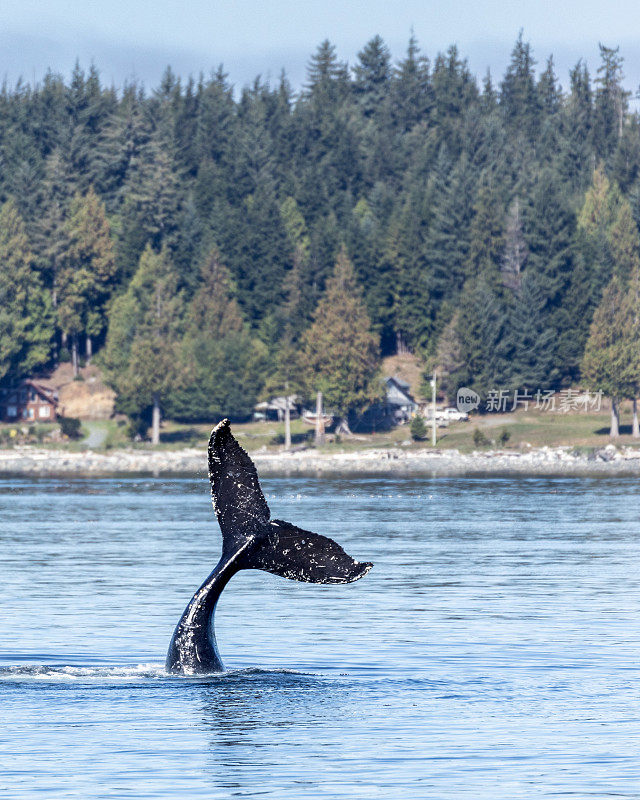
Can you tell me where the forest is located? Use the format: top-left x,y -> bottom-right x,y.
1,33 -> 640,432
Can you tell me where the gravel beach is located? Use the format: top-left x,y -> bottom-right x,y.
1,443 -> 640,476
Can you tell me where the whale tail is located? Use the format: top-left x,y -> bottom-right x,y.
208,419 -> 372,584
166,419 -> 372,674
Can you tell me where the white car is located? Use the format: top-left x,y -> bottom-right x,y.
442,407 -> 469,422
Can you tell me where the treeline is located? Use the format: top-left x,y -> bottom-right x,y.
1,33 -> 640,431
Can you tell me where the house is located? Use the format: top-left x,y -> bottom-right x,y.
0,379 -> 59,423
353,376 -> 419,432
384,376 -> 418,423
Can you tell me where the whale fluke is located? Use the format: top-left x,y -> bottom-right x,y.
166,419 -> 372,674
207,418 -> 271,553
251,518 -> 372,584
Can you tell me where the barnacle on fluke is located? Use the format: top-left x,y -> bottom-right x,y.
166,419 -> 373,674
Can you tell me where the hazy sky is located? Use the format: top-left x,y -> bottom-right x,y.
2,0 -> 640,94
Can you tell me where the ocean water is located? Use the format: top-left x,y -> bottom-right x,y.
1,472 -> 639,799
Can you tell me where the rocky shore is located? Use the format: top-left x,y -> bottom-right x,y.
1,443 -> 640,476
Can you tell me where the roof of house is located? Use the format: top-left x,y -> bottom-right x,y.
9,379 -> 59,405
386,375 -> 411,390
384,376 -> 417,407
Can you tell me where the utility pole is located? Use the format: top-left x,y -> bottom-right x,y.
315,390 -> 325,446
284,381 -> 291,451
431,372 -> 437,447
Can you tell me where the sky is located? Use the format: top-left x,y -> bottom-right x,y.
2,0 -> 640,95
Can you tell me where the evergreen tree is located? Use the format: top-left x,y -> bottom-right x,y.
557,60 -> 592,192
0,200 -> 53,384
169,248 -> 265,421
353,36 -> 392,120
425,152 -> 475,310
593,44 -> 629,157
32,148 -> 75,316
433,313 -> 464,402
392,33 -> 432,131
468,172 -> 504,282
575,165 -> 622,330
581,276 -> 630,437
102,246 -> 184,443
524,169 -> 577,384
505,272 -> 555,388
304,40 -> 348,97
608,197 -> 640,284
58,187 -> 116,372
451,276 -> 509,395
537,56 -> 562,116
302,248 -> 380,427
500,32 -> 539,136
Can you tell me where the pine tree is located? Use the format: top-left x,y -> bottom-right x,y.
557,60 -> 593,192
32,148 -> 75,318
58,187 -> 116,372
0,200 -> 53,383
581,276 -> 631,437
302,248 -> 380,427
433,313 -> 464,402
392,33 -> 432,131
500,32 -> 539,136
230,173 -> 291,323
304,40 -> 348,96
537,56 -> 562,116
353,36 -> 392,120
426,152 -> 475,307
524,169 -> 577,384
575,166 -> 623,347
102,246 -> 184,443
505,272 -> 555,388
593,44 -> 629,157
608,197 -> 640,284
468,173 -> 504,282
194,67 -> 236,168
168,248 -> 265,422
451,276 -> 509,395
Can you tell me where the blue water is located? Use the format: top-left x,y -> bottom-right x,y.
1,474 -> 639,798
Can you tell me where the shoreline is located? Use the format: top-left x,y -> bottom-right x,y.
1,443 -> 640,477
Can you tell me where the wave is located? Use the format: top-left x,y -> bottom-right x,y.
0,663 -> 311,683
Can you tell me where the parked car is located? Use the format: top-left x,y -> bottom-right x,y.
424,407 -> 468,423
442,407 -> 469,422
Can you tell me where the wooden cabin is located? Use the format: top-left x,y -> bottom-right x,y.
384,376 -> 418,423
0,379 -> 59,423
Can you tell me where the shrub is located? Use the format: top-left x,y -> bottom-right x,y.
126,415 -> 148,441
410,414 -> 427,441
472,427 -> 489,447
59,416 -> 82,439
34,426 -> 47,443
498,428 -> 511,446
59,348 -> 71,363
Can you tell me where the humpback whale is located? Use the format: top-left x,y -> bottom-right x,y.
166,419 -> 373,674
